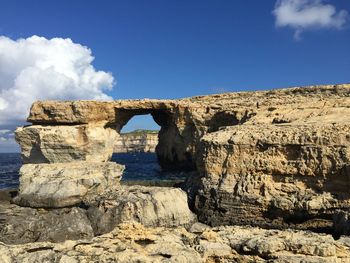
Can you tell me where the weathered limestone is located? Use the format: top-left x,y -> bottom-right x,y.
0,186 -> 196,244
87,186 -> 197,234
195,123 -> 350,228
1,222 -> 349,262
13,162 -> 124,207
0,202 -> 94,244
14,83 -> 350,233
6,83 -> 350,261
15,124 -> 118,164
114,131 -> 158,153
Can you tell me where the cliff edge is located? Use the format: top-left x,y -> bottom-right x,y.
114,130 -> 158,153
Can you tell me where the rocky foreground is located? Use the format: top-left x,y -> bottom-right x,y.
1,189 -> 350,263
1,84 -> 350,262
2,222 -> 350,263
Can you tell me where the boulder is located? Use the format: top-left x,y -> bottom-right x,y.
13,162 -> 124,208
0,202 -> 93,244
87,186 -> 197,234
15,124 -> 118,164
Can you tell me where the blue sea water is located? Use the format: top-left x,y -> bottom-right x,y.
0,153 -> 21,189
0,152 -> 186,190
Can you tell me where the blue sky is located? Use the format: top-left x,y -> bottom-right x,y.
0,0 -> 349,151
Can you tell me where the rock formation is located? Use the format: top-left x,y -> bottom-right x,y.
15,84 -> 350,230
1,221 -> 350,262
0,187 -> 196,244
5,83 -> 350,261
13,162 -> 124,207
114,130 -> 158,153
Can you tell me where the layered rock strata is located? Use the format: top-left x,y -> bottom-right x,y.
14,84 -> 350,235
195,123 -> 350,229
16,124 -> 118,164
0,187 -> 196,244
114,130 -> 158,153
13,162 -> 124,207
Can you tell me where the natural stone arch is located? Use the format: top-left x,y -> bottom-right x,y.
14,84 -> 350,236
113,108 -> 195,172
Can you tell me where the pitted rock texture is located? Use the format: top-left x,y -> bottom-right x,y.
195,123 -> 350,229
13,162 -> 124,208
15,124 -> 118,164
0,222 -> 349,263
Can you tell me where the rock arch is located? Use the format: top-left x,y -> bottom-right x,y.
113,107 -> 195,171
13,84 -> 350,236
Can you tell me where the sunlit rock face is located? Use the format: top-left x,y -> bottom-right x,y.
195,123 -> 350,229
1,222 -> 350,262
87,186 -> 197,234
13,162 -> 124,208
114,131 -> 158,153
15,125 -> 118,163
14,84 -> 350,234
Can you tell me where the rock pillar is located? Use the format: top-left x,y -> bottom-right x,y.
15,123 -> 124,207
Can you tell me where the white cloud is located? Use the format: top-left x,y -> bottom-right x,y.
273,0 -> 348,39
0,35 -> 115,127
0,129 -> 11,135
0,136 -> 19,153
0,35 -> 115,151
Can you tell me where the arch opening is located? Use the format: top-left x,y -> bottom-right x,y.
111,110 -> 195,186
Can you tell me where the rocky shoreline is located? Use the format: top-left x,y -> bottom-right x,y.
1,188 -> 350,262
1,84 -> 350,262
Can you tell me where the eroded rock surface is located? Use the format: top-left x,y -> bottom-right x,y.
14,84 -> 350,232
0,202 -> 93,244
195,123 -> 350,229
0,186 -> 196,244
114,130 -> 158,153
13,162 -> 124,208
1,222 -> 349,263
87,186 -> 197,234
15,124 -> 118,164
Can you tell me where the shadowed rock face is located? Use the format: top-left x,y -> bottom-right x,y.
14,84 -> 350,234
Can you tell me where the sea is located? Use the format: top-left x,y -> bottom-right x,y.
0,152 -> 186,190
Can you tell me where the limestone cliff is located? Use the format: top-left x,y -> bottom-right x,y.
14,83 -> 350,236
114,130 -> 158,153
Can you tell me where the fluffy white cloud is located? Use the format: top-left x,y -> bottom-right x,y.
0,35 -> 115,127
273,0 -> 348,39
0,35 -> 115,151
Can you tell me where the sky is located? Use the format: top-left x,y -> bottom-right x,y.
0,0 -> 349,152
